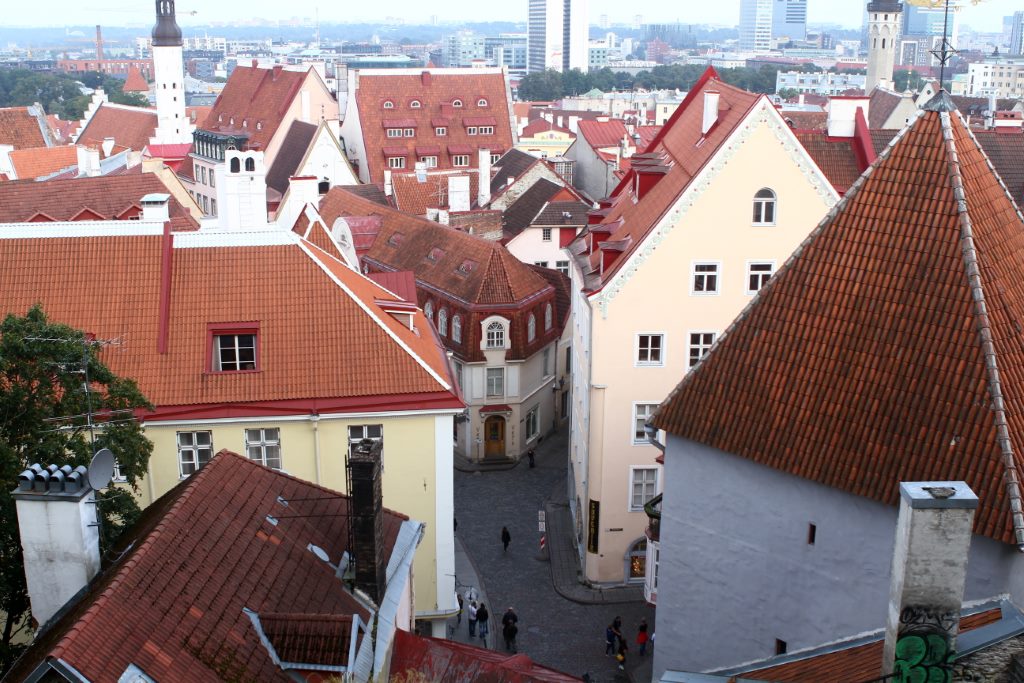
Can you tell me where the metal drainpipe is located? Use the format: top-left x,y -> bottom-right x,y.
311,414 -> 322,484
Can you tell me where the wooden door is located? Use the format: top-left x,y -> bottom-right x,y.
484,416 -> 505,458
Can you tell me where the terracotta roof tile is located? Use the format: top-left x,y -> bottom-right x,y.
123,66 -> 150,92
0,105 -> 50,149
391,170 -> 481,215
491,148 -> 540,195
258,613 -> 353,668
353,69 -> 514,184
336,184 -> 391,207
200,65 -> 312,151
653,102 -> 1024,547
794,132 -> 862,193
76,103 -> 157,152
8,451 -> 406,682
975,129 -> 1024,209
781,110 -> 827,131
8,145 -> 78,180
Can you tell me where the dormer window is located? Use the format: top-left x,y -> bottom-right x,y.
456,259 -> 476,275
387,232 -> 404,247
242,119 -> 248,128
467,127 -> 478,136
452,99 -> 463,108
410,99 -> 422,109
426,247 -> 446,263
210,324 -> 259,372
383,100 -> 395,109
477,98 -> 488,107
486,321 -> 505,349
218,114 -> 224,123
256,121 -> 263,130
544,303 -> 553,330
229,117 -> 234,125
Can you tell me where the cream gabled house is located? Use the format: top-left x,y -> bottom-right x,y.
567,68 -> 840,586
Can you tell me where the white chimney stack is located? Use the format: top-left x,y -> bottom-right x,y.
383,170 -> 393,197
101,137 -> 115,158
13,464 -> 101,627
477,148 -> 492,208
448,175 -> 471,212
140,192 -> 171,223
882,481 -> 978,679
827,97 -> 870,138
702,91 -> 720,135
76,146 -> 101,178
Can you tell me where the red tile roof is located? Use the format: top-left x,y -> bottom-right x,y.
743,608 -> 1003,682
0,105 -> 50,149
577,119 -> 629,149
391,629 -> 581,682
123,65 -> 150,92
367,270 -> 418,302
7,145 -> 78,180
0,173 -> 198,229
781,110 -> 828,131
975,129 -> 1024,209
793,132 -> 863,194
653,99 -> 1024,547
201,65 -> 312,152
867,88 -> 903,128
521,118 -> 575,138
391,170 -> 481,215
8,450 -> 406,682
352,69 -> 514,184
76,103 -> 157,152
0,227 -> 457,417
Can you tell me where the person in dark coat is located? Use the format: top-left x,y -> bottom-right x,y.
501,526 -> 511,553
476,602 -> 490,646
527,448 -> 536,468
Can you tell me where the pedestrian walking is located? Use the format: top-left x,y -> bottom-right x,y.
612,616 -> 623,647
527,447 -> 535,468
456,593 -> 463,625
605,623 -> 617,655
501,607 -> 519,641
501,526 -> 511,553
477,603 -> 490,647
616,639 -> 628,671
467,600 -> 478,636
636,618 -> 649,656
503,620 -> 519,653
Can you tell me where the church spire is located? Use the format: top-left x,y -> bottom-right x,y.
152,0 -> 182,48
865,0 -> 903,92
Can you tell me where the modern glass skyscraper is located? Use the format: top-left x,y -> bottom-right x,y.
527,0 -> 589,73
740,0 -> 806,52
772,0 -> 808,42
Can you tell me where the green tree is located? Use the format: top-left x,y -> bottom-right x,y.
893,69 -> 925,92
0,306 -> 153,674
517,69 -> 565,101
777,88 -> 800,99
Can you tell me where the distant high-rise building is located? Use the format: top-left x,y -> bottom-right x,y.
739,0 -> 773,52
527,0 -> 589,73
772,0 -> 807,42
866,0 -> 903,92
1011,11 -> 1024,56
443,32 -> 486,67
599,13 -> 609,30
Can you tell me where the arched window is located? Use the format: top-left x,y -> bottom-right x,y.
477,98 -> 488,107
452,315 -> 462,343
438,309 -> 448,337
244,157 -> 255,172
626,537 -> 648,582
527,314 -> 536,343
230,157 -> 240,173
486,321 -> 505,348
410,99 -> 422,109
544,303 -> 553,330
383,100 -> 395,109
452,99 -> 463,108
752,188 -> 776,225
424,301 -> 434,322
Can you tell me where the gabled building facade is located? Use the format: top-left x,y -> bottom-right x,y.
567,69 -> 839,586
340,68 -> 516,186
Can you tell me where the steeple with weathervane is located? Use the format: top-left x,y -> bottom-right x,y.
150,0 -> 193,146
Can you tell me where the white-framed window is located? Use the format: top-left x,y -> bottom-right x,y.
383,100 -> 395,109
467,126 -> 478,136
452,154 -> 469,167
245,428 -> 282,469
490,153 -> 501,164
112,461 -> 126,482
452,99 -> 463,107
452,315 -> 463,343
214,333 -> 257,371
629,466 -> 659,511
543,347 -> 550,375
632,403 -> 658,445
542,227 -> 553,241
691,262 -> 720,294
479,126 -> 494,135
424,300 -> 434,321
486,367 -> 505,396
688,331 -> 716,368
348,424 -> 383,458
556,260 -> 570,275
477,98 -> 488,106
527,313 -> 537,342
544,303 -> 553,330
438,308 -> 448,336
753,188 -> 777,225
403,128 -> 415,137
410,99 -> 422,108
436,127 -> 447,136
486,320 -> 505,348
388,156 -> 406,169
422,155 -> 438,168
534,260 -> 549,267
747,261 -> 775,294
386,128 -> 402,138
636,333 -> 664,366
178,430 -> 213,478
526,405 -> 539,440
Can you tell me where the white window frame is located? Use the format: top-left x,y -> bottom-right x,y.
631,402 -> 659,446
534,261 -> 549,268
467,126 -> 478,136
479,126 -> 494,135
490,153 -> 501,164
746,260 -> 775,295
527,313 -> 536,342
438,308 -> 448,336
635,333 -> 665,367
386,128 -> 402,138
525,405 -> 539,440
245,427 -> 282,470
214,333 -> 257,372
543,347 -> 550,376
691,261 -> 721,295
541,227 -> 553,242
629,465 -> 659,511
403,128 -> 415,137
452,315 -> 463,343
452,154 -> 469,167
454,360 -> 464,392
348,424 -> 383,465
424,300 -> 434,321
556,260 -> 570,275
436,127 -> 447,136
486,367 -> 505,397
178,430 -> 213,478
688,330 -> 717,368
544,303 -> 553,330
753,188 -> 777,226
481,316 -> 510,350
388,156 -> 406,169
421,155 -> 438,168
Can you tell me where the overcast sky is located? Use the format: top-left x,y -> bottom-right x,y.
4,0 -> 1019,31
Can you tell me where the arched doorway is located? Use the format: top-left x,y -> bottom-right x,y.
484,415 -> 506,459
625,537 -> 647,584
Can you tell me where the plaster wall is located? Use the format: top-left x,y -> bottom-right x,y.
506,229 -> 576,270
653,435 -> 1018,678
567,136 -> 617,200
581,114 -> 837,583
296,127 -> 359,188
264,71 -> 339,169
489,162 -> 566,212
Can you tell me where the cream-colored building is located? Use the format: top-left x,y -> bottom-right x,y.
568,70 -> 839,586
516,119 -> 576,158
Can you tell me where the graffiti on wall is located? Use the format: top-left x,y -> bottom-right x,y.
893,605 -> 957,683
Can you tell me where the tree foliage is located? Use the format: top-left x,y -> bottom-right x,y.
0,306 -> 153,673
0,69 -> 148,121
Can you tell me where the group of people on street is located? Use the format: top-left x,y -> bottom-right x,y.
464,598 -> 490,644
605,616 -> 649,671
460,598 -> 521,653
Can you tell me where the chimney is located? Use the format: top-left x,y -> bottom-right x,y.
477,148 -> 491,207
101,137 -> 115,157
276,176 -> 319,230
702,91 -> 720,135
13,463 -> 101,626
448,175 -> 470,212
76,145 -> 101,177
272,64 -> 283,80
251,59 -> 258,68
881,482 -> 978,679
141,192 -> 171,223
347,438 -> 386,604
421,70 -> 431,86
383,169 -> 393,197
827,97 -> 870,138
95,25 -> 104,61
985,92 -> 997,130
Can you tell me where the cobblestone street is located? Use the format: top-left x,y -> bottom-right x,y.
452,429 -> 656,682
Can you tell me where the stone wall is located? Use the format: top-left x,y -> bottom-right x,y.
954,636 -> 1024,682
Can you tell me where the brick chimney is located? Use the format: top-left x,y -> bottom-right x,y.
347,438 -> 386,605
477,148 -> 491,207
13,464 -> 101,626
882,482 -> 978,680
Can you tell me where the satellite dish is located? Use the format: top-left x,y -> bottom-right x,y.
88,449 -> 116,490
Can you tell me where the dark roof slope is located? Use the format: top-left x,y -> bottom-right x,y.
975,130 -> 1024,209
654,102 -> 1024,547
491,148 -> 540,194
867,88 -> 902,128
502,178 -> 562,236
336,183 -> 392,207
265,120 -> 318,194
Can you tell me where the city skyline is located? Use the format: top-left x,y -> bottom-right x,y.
2,0 -> 1019,32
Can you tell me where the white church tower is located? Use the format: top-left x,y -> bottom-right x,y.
865,0 -> 903,92
150,0 -> 193,146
